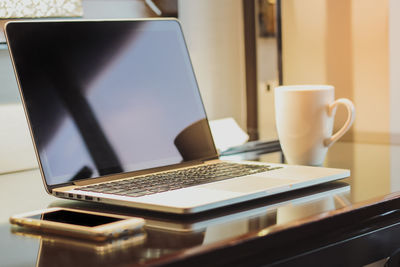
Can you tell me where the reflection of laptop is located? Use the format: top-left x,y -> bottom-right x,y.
5,19 -> 350,214
51,182 -> 350,233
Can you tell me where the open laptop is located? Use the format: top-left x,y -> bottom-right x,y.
5,19 -> 350,214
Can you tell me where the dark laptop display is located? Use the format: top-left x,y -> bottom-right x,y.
6,20 -> 217,187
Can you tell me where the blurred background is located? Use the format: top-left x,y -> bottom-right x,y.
0,0 -> 396,174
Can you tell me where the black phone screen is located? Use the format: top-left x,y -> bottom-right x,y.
27,210 -> 123,227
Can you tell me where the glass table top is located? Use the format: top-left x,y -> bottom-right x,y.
1,141 -> 399,266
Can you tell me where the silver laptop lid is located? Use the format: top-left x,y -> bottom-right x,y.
6,19 -> 218,189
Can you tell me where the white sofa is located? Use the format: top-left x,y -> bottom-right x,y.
0,104 -> 37,174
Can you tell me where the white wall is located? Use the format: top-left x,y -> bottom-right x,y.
0,39 -> 37,173
178,0 -> 247,130
0,50 -> 20,104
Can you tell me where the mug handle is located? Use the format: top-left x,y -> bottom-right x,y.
324,98 -> 355,147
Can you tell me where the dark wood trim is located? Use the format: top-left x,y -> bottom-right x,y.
242,0 -> 259,141
150,192 -> 400,267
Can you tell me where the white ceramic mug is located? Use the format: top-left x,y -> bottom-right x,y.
274,85 -> 355,166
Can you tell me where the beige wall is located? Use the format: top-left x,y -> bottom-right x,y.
282,0 -> 327,84
352,0 -> 389,142
282,0 -> 390,143
257,37 -> 279,141
178,0 -> 247,130
390,0 -> 400,142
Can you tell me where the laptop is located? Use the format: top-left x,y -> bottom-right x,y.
5,19 -> 350,214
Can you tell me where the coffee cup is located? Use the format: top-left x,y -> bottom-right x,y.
274,85 -> 355,166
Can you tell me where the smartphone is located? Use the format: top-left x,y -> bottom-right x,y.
10,207 -> 145,242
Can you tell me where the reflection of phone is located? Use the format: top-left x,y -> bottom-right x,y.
11,228 -> 146,256
11,228 -> 147,266
10,207 -> 145,242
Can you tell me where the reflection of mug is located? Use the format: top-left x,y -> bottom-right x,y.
277,197 -> 335,225
275,85 -> 355,166
174,119 -> 215,161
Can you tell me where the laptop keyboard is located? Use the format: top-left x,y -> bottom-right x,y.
79,162 -> 282,198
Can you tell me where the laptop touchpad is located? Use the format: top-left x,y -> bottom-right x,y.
199,176 -> 297,193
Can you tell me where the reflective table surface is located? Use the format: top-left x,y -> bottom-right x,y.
1,141 -> 400,266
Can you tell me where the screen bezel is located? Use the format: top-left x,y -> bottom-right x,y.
5,19 -> 219,191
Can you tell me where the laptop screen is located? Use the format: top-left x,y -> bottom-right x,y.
6,20 -> 218,186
